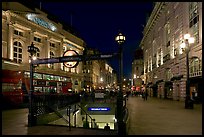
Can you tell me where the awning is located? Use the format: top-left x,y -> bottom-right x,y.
170,75 -> 183,81
156,79 -> 164,84
149,83 -> 158,88
164,81 -> 173,86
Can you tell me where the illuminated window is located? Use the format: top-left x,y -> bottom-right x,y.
13,41 -> 23,63
189,2 -> 199,44
166,68 -> 173,81
190,57 -> 201,74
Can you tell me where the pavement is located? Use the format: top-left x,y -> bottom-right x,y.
2,96 -> 202,135
127,96 -> 202,135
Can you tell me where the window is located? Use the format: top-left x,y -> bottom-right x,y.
190,57 -> 201,74
157,48 -> 161,67
49,51 -> 55,69
34,36 -> 41,43
189,2 -> 199,44
36,48 -> 40,58
166,68 -> 173,81
50,42 -> 56,48
14,29 -> 23,36
13,41 -> 23,63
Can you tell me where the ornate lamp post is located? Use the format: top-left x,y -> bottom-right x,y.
182,34 -> 195,109
27,42 -> 37,126
115,31 -> 126,135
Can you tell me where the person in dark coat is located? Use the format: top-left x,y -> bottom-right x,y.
104,123 -> 110,130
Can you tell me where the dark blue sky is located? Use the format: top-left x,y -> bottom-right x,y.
38,2 -> 154,78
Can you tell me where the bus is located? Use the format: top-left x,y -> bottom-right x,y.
2,69 -> 73,107
2,70 -> 24,108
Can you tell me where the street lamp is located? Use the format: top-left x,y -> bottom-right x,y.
115,31 -> 126,135
27,42 -> 37,126
182,34 -> 195,109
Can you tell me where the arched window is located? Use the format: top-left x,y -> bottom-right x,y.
13,41 -> 23,63
190,57 -> 201,74
166,68 -> 173,81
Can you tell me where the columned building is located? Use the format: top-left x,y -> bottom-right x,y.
139,2 -> 202,102
2,2 -> 86,93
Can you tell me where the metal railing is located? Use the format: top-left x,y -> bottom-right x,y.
32,93 -> 80,116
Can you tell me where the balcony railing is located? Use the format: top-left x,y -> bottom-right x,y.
189,70 -> 202,77
163,54 -> 170,63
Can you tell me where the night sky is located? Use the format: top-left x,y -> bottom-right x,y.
34,1 -> 154,78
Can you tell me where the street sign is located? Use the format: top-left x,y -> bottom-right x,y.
63,50 -> 79,68
32,52 -> 118,65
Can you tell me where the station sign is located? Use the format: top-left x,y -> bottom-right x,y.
88,107 -> 110,111
63,50 -> 79,68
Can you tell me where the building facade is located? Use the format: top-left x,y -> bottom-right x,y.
78,46 -> 117,92
140,2 -> 202,102
2,2 -> 86,93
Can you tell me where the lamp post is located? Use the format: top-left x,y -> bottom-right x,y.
183,34 -> 194,109
115,31 -> 126,135
27,42 -> 37,126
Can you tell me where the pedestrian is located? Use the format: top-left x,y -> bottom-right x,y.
82,117 -> 89,128
145,91 -> 148,100
104,123 -> 110,130
91,90 -> 95,102
142,91 -> 145,100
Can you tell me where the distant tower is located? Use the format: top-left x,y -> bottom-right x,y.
131,47 -> 144,91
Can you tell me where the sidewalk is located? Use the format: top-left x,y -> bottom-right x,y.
2,96 -> 202,135
126,96 -> 202,135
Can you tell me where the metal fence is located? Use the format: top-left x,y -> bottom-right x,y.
32,93 -> 80,116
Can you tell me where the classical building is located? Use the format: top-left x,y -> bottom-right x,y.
82,48 -> 101,91
131,47 -> 144,92
139,2 -> 202,102
81,47 -> 117,92
2,2 -> 86,93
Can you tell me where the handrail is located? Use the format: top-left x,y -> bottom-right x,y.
45,105 -> 70,126
77,104 -> 94,128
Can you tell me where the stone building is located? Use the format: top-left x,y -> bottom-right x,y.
2,2 -> 86,93
139,2 -> 202,102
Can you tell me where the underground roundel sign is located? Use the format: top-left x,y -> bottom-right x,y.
63,50 -> 79,68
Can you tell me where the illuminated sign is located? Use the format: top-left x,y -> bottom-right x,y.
26,13 -> 57,31
88,107 -> 110,111
63,50 -> 79,68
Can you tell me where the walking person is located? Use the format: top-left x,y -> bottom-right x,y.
145,91 -> 148,100
104,123 -> 110,130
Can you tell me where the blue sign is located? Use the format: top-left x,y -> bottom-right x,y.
26,13 -> 57,31
88,107 -> 110,111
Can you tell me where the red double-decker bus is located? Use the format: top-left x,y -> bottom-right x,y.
1,70 -> 24,107
2,69 -> 73,107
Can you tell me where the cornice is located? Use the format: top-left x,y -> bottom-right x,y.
140,2 -> 166,48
